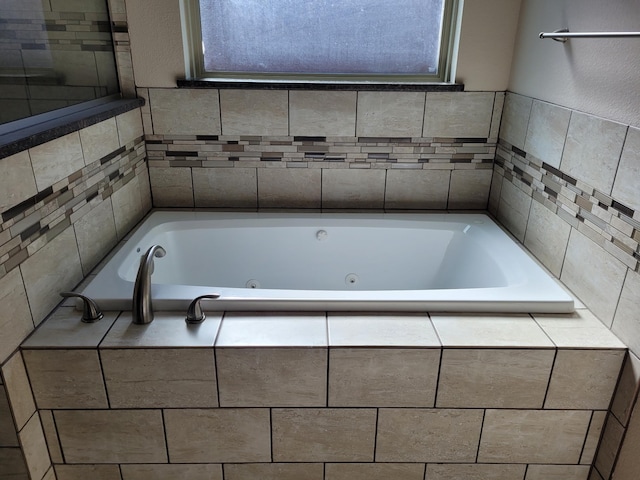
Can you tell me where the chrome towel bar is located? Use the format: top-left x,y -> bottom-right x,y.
540,29 -> 640,42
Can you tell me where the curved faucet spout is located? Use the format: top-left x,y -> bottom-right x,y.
132,244 -> 166,324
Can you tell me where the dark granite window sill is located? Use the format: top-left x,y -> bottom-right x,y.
178,78 -> 465,92
0,96 -> 145,160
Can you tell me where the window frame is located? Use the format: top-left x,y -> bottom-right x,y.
180,0 -> 460,84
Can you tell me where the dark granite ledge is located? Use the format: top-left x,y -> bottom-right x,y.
178,78 -> 465,92
0,96 -> 144,160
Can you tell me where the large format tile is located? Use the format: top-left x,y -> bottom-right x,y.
534,309 -> 626,349
73,198 -> 118,275
426,463 -> 527,480
29,132 -> 84,191
499,93 -> 532,149
612,269 -> 640,356
257,168 -> 321,208
581,411 -> 607,465
611,352 -> 640,425
478,409 -> 592,463
322,169 -> 386,209
525,465 -> 590,480
121,464 -> 223,480
328,348 -> 439,407
23,350 -> 108,409
0,268 -> 33,363
523,100 -> 571,167
79,117 -> 120,164
149,88 -> 221,135
0,150 -> 37,214
55,409 -> 167,463
384,169 -> 450,210
0,387 -> 18,447
326,463 -> 425,480
612,126 -> 640,211
290,91 -> 357,136
328,313 -> 439,347
165,408 -> 271,463
217,348 -> 327,406
272,408 -> 376,462
116,108 -> 144,147
560,111 -> 627,194
39,410 -> 62,464
19,413 -> 50,480
148,166 -> 194,207
524,200 -> 571,277
496,179 -> 532,242
225,463 -> 323,480
594,414 -> 625,479
0,448 -> 28,478
609,399 -> 640,480
220,90 -> 288,135
437,349 -> 554,408
561,229 -> 627,326
356,92 -> 425,137
375,408 -> 483,462
545,349 -> 624,409
423,92 -> 494,138
55,465 -> 122,480
1,352 -> 36,431
448,169 -> 492,209
111,174 -> 147,238
101,348 -> 218,408
193,167 -> 257,208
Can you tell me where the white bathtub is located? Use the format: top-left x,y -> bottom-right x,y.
81,211 -> 574,313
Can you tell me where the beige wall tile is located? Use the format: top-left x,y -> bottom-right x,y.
431,314 -> 553,347
0,387 -> 18,447
42,466 -> 55,480
545,349 -> 624,409
437,349 -> 554,408
101,348 -> 218,408
611,352 -> 640,426
121,464 -> 223,480
612,269 -> 640,356
19,413 -> 51,480
496,179 -> 531,242
148,166 -> 194,207
524,100 -> 571,167
448,169 -> 492,209
192,167 -> 256,208
326,463 -> 425,480
610,398 -> 640,480
272,408 -> 376,462
220,90 -> 288,135
500,93 -> 532,149
216,313 -> 327,347
595,414 -> 625,479
561,229 -> 627,326
0,447 -> 28,478
489,92 -> 505,140
612,126 -> 640,211
581,411 -> 607,465
165,408 -> 270,463
328,348 -> 439,407
290,91 -> 357,136
55,409 -> 167,463
322,169 -> 385,209
533,310 -> 626,349
356,92 -> 425,137
478,409 -> 591,463
426,463 -> 526,480
488,170 -> 503,215
1,352 -> 36,431
0,151 -> 37,214
560,112 -> 627,194
524,200 -> 571,277
55,464 -> 122,480
79,118 -> 120,165
73,198 -> 118,275
39,410 -> 62,464
423,92 -> 494,138
376,408 -> 483,462
525,465 -> 590,480
149,88 -> 221,135
20,227 -> 84,325
257,168 -> 321,208
111,174 -> 147,238
384,169 -> 450,210
116,108 -> 144,147
217,348 -> 326,407
23,350 -> 108,409
327,313 -> 440,347
225,463 -> 323,480
0,268 -> 33,363
29,132 -> 84,191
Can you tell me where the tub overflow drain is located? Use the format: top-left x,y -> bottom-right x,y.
316,229 -> 328,241
345,273 -> 359,286
246,279 -> 260,289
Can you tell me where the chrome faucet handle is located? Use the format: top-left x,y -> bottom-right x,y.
60,292 -> 104,323
185,294 -> 221,324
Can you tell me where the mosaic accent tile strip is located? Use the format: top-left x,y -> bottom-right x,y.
146,135 -> 496,170
0,136 -> 146,281
495,139 -> 640,271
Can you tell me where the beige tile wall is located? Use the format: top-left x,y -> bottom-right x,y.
493,91 -> 640,480
143,88 -> 502,210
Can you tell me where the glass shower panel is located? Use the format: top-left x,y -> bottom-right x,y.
0,0 -> 119,125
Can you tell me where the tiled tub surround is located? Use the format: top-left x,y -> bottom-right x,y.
141,89 -> 504,210
21,308 -> 627,480
0,106 -> 151,480
491,92 -> 640,480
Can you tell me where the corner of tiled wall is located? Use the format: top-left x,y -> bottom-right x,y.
143,89 -> 505,211
492,91 -> 640,480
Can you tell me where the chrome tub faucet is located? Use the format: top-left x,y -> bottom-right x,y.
132,244 -> 166,325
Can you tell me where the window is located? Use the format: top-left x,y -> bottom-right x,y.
182,0 -> 458,83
